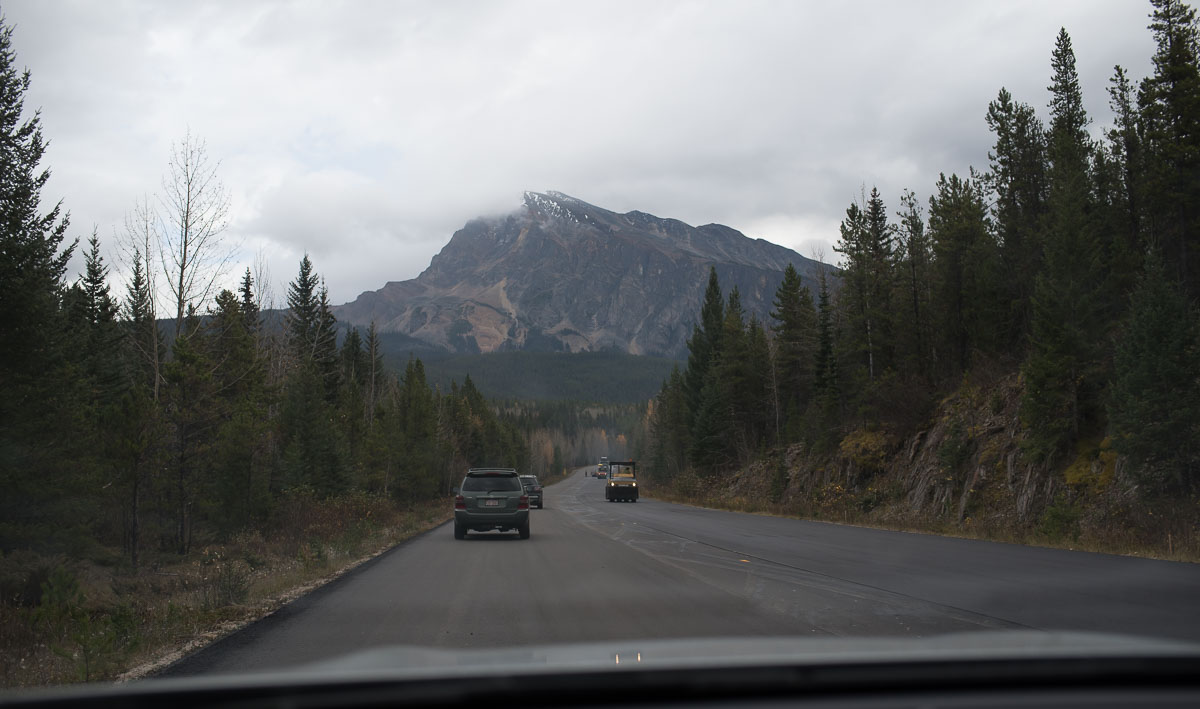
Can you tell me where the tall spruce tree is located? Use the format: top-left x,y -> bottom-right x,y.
835,189 -> 897,383
1108,251 -> 1200,496
894,190 -> 933,378
928,172 -> 1000,376
1139,0 -> 1200,299
770,263 -> 817,440
684,268 -> 724,436
810,268 -> 841,451
1021,29 -> 1107,463
0,15 -> 78,552
985,87 -> 1048,347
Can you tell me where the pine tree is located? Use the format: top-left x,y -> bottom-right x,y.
684,267 -> 724,440
364,321 -> 383,424
928,172 -> 1000,376
119,249 -> 164,568
649,366 -> 689,480
1108,252 -> 1200,495
810,268 -> 840,451
1108,65 -> 1145,262
124,249 -> 163,399
1021,29 -> 1107,463
239,267 -> 259,332
1139,0 -> 1200,299
985,87 -> 1048,346
770,263 -> 817,440
894,190 -> 933,378
0,14 -> 79,552
286,254 -> 321,362
205,288 -> 269,532
835,189 -> 896,382
397,356 -> 438,500
69,231 -> 124,401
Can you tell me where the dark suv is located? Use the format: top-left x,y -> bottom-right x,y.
519,475 -> 544,509
453,468 -> 530,539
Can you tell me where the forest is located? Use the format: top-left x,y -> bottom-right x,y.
644,1 -> 1200,512
3,0 -> 1200,688
0,8 -> 624,682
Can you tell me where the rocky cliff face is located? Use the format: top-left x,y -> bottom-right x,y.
336,191 -> 826,357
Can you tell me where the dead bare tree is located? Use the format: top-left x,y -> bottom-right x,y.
159,129 -> 232,339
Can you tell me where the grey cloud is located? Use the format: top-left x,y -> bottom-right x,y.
1,0 -> 1161,303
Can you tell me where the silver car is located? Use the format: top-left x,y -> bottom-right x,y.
519,474 -> 544,509
453,468 -> 531,539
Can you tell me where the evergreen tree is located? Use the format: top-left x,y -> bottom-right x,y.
364,321 -> 384,426
1108,252 -> 1200,495
1139,0 -> 1200,299
1021,29 -> 1107,463
684,267 -> 724,425
124,249 -> 162,399
648,366 -> 689,480
239,267 -> 259,332
985,87 -> 1048,346
0,14 -> 79,552
205,288 -> 269,532
810,269 -> 840,451
835,189 -> 896,383
1107,65 -> 1146,277
162,330 -> 219,554
769,263 -> 817,439
286,254 -> 321,362
928,172 -> 1001,376
894,190 -> 933,378
68,231 -> 124,401
397,356 -> 438,500
281,257 -> 344,496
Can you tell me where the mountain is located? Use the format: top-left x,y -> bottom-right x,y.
336,191 -> 827,358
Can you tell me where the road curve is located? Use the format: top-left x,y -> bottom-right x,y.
164,468 -> 1200,677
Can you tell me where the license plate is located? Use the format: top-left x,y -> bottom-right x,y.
484,499 -> 501,507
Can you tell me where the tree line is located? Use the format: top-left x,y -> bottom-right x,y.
0,16 -> 529,570
647,0 -> 1200,500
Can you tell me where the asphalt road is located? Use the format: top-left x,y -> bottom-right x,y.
164,468 -> 1200,677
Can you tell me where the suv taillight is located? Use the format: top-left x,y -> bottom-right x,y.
518,495 -> 529,510
455,494 -> 465,510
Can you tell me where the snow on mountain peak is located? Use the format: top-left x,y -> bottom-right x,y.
522,190 -> 586,224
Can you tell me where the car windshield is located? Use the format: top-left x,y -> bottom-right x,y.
4,0 -> 1200,701
462,475 -> 521,492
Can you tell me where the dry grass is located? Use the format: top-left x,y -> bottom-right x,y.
646,477 -> 1200,564
0,495 -> 451,689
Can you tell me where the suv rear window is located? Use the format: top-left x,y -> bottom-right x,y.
462,475 -> 521,492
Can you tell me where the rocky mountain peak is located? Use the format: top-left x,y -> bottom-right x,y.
336,192 -> 827,357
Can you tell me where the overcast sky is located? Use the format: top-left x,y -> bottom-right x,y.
5,0 -> 1157,306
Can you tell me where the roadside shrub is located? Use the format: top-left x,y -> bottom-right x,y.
839,429 -> 893,475
937,419 -> 972,476
1037,495 -> 1081,542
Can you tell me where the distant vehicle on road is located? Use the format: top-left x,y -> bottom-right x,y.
596,462 -> 609,479
605,460 -> 639,502
453,468 -> 530,539
519,474 -> 544,509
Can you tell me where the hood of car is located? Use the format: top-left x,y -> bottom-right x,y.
15,632 -> 1200,707
294,631 -> 1200,678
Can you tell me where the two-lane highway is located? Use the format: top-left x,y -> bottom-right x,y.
164,468 -> 1200,677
